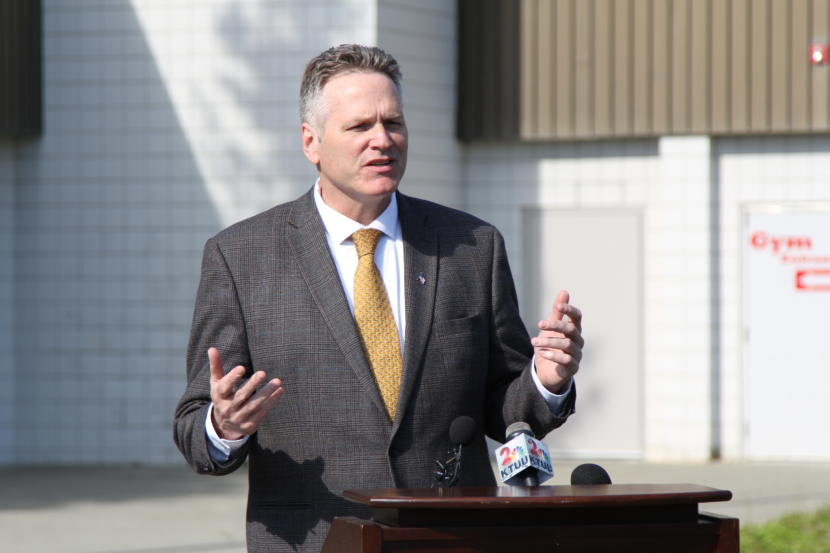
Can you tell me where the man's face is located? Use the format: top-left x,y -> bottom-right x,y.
302,71 -> 408,221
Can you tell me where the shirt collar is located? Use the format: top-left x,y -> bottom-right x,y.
313,180 -> 400,245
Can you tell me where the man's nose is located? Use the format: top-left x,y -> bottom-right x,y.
369,123 -> 393,149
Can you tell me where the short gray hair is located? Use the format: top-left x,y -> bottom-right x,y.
300,44 -> 402,128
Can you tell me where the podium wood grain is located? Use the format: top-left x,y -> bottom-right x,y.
321,485 -> 738,553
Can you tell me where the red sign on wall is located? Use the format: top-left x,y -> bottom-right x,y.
795,269 -> 830,291
749,229 -> 830,292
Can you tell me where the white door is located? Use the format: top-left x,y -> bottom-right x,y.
742,205 -> 830,460
522,208 -> 643,459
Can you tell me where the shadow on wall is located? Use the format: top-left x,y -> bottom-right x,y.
205,1 -> 370,224
11,0 -> 377,466
12,3 -> 217,465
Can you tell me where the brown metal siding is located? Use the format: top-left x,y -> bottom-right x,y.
813,0 -> 829,129
458,0 -> 830,141
0,0 -> 42,139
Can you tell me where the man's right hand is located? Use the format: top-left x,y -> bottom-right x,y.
209,347 -> 284,440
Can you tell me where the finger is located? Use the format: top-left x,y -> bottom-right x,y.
535,344 -> 582,364
235,383 -> 285,433
247,393 -> 284,430
538,348 -> 581,373
240,380 -> 284,420
208,347 -> 224,384
537,349 -> 575,366
547,289 -> 570,322
214,364 -> 247,399
532,336 -> 577,352
537,320 -> 584,346
558,303 -> 583,330
231,370 -> 269,407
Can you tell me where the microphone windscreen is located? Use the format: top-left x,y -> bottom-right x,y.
570,463 -> 612,485
449,416 -> 476,446
505,421 -> 533,441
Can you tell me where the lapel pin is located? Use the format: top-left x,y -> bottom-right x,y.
417,272 -> 427,285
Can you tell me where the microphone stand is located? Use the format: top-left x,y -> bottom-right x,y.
432,443 -> 463,488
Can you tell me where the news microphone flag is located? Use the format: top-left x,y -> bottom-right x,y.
494,433 -> 554,485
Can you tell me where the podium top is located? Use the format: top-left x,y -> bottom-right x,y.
343,484 -> 732,510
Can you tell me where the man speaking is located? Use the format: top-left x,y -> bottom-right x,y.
174,44 -> 584,553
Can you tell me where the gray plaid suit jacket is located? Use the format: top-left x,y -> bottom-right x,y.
174,189 -> 575,552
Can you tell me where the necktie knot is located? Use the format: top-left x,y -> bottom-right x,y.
352,228 -> 382,258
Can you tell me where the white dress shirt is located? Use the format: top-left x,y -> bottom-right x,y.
205,183 -> 572,461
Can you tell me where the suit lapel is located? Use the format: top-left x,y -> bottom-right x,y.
285,190 -> 389,420
395,193 -> 438,428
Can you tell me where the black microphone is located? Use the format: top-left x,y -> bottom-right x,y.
570,463 -> 612,485
504,422 -> 540,486
433,416 -> 476,487
450,415 -> 476,447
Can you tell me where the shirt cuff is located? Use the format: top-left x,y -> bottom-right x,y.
205,403 -> 249,462
531,355 -> 574,416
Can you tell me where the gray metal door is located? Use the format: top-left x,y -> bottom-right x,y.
522,208 -> 643,459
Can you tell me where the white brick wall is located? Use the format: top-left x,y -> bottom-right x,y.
646,136 -> 714,461
378,0 -> 463,208
464,140 -> 656,317
11,0 -> 828,465
7,0 -> 463,465
9,0 -> 378,464
131,0 -> 378,227
465,138 -> 717,461
467,134 -> 830,461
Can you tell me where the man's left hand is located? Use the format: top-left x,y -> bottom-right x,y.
531,289 -> 583,394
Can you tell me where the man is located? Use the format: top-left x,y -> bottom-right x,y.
174,44 -> 583,553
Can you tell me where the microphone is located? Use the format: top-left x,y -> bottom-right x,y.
450,415 -> 476,446
494,422 -> 553,486
433,416 -> 476,487
570,463 -> 612,485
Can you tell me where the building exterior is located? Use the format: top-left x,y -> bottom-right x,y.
1,0 -> 828,465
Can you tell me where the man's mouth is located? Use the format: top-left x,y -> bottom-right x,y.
366,158 -> 394,167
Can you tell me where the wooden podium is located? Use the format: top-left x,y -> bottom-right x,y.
320,484 -> 738,553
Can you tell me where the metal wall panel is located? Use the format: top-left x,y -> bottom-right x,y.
750,0 -> 771,131
711,0 -> 731,133
812,0 -> 829,129
458,0 -> 830,141
632,0 -> 652,135
594,0 -> 614,135
791,0 -> 811,131
614,0 -> 634,134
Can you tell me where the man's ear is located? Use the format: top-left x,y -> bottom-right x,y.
301,122 -> 320,166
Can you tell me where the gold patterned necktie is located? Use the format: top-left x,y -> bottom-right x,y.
351,228 -> 403,420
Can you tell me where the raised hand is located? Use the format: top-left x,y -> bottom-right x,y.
209,347 -> 284,440
530,290 -> 584,394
